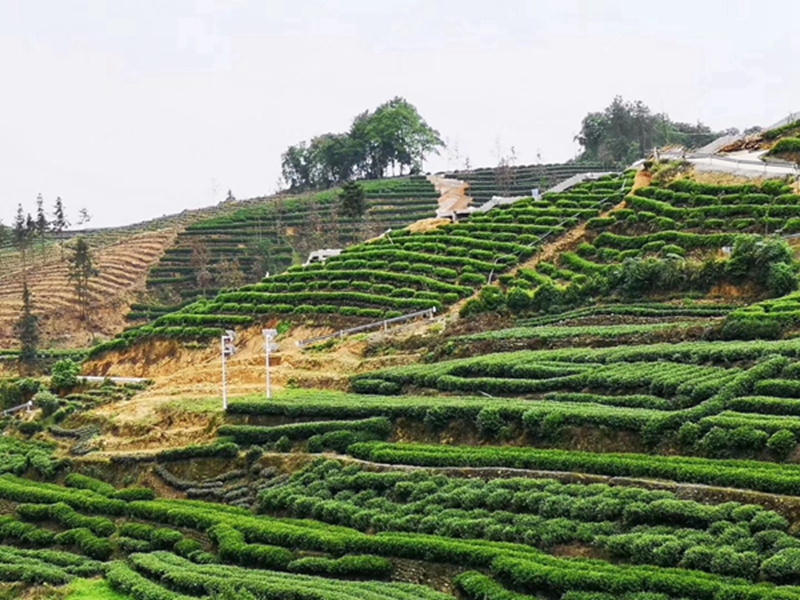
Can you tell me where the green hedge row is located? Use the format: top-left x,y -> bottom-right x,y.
213,290 -> 440,312
155,441 -> 239,462
64,473 -> 117,497
18,502 -> 115,537
0,546 -> 103,586
218,418 -> 391,444
348,442 -> 800,495
208,523 -> 294,569
261,268 -> 471,295
260,459 -> 792,578
286,554 -> 392,578
124,551 -> 450,599
594,231 -> 737,251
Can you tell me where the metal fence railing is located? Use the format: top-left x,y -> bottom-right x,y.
2,401 -> 33,417
297,307 -> 438,349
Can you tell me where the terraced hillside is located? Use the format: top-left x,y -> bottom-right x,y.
445,161 -> 610,204
0,190 -> 278,352
137,177 -> 442,318
91,172 -> 635,357
345,336 -> 800,450
465,177 -> 800,321
726,290 -> 800,339
12,159 -> 800,599
0,177 -> 443,351
0,229 -> 178,350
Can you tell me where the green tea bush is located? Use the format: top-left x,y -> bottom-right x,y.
768,262 -> 798,296
677,422 -> 701,447
506,287 -> 533,313
476,407 -> 505,439
768,429 -> 797,460
54,528 -> 113,560
64,473 -> 116,497
761,548 -> 800,583
156,441 -> 239,462
348,441 -> 800,496
151,528 -> 184,550
33,390 -> 59,417
770,138 -> 800,154
209,523 -> 294,569
351,379 -> 401,395
120,522 -> 155,540
218,418 -> 391,444
114,487 -> 156,502
50,360 -> 80,392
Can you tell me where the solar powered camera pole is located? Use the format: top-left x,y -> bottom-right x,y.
263,329 -> 279,399
221,330 -> 237,410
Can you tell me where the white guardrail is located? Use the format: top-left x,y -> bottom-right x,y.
78,376 -> 150,385
2,401 -> 33,417
296,307 -> 437,349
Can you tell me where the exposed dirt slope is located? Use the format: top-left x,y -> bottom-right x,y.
407,218 -> 451,234
428,175 -> 472,214
80,318 -> 442,453
514,198 -> 629,274
0,229 -> 178,350
682,169 -> 772,187
86,321 -> 427,419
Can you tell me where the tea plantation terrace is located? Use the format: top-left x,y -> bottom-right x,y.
91,172 -> 634,356
135,177 -> 441,321
445,161 -> 611,204
6,438 -> 800,599
473,178 -> 800,321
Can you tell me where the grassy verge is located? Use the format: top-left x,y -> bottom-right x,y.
66,578 -> 131,600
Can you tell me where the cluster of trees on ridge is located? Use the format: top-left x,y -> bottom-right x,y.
280,95 -> 756,191
281,97 -> 445,191
1,197 -> 92,263
575,96 -> 759,166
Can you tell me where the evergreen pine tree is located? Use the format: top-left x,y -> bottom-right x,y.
52,196 -> 69,261
25,213 -> 35,243
35,193 -> 48,262
68,237 -> 98,319
76,207 -> 91,226
12,204 -> 25,249
15,282 -> 39,374
13,204 -> 30,270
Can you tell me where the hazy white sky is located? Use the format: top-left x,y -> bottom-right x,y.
1,0 -> 797,228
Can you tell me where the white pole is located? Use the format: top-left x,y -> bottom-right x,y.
266,337 -> 272,400
221,336 -> 228,410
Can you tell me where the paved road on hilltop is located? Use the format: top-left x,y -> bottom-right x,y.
661,150 -> 798,178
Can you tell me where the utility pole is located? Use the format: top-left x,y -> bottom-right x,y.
221,330 -> 237,410
263,329 -> 278,399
